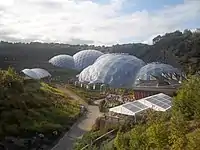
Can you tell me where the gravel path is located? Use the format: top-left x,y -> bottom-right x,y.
51,86 -> 102,150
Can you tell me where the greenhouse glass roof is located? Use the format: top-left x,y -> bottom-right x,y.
109,93 -> 172,116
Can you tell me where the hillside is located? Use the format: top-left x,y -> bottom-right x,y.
0,68 -> 80,149
111,75 -> 200,150
0,29 -> 199,74
74,75 -> 200,150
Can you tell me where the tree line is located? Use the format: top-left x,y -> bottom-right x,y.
0,29 -> 199,73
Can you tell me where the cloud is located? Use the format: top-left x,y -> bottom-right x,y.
67,38 -> 94,45
0,0 -> 199,45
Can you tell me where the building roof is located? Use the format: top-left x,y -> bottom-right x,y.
109,93 -> 172,116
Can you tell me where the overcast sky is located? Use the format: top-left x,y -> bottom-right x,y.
0,0 -> 199,45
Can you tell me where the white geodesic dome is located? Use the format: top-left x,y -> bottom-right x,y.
73,50 -> 104,71
30,68 -> 51,79
78,53 -> 145,88
49,55 -> 75,69
135,62 -> 181,82
22,69 -> 40,79
22,68 -> 51,79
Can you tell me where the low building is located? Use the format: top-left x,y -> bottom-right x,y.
109,93 -> 172,121
133,80 -> 180,99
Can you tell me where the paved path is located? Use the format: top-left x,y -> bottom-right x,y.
51,86 -> 102,150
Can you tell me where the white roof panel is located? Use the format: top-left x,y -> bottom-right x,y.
139,93 -> 172,111
109,93 -> 172,116
109,101 -> 149,116
109,105 -> 136,116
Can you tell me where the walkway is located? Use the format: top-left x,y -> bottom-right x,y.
51,86 -> 102,150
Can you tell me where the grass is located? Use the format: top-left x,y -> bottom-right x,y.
66,84 -> 106,104
0,68 -> 80,141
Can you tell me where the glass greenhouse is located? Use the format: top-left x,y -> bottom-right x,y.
73,50 -> 104,70
30,68 -> 51,79
49,54 -> 75,69
22,68 -> 51,79
78,53 -> 145,88
134,62 -> 181,84
22,69 -> 40,79
109,93 -> 172,116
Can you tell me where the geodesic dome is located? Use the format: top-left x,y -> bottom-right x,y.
22,68 -> 51,79
78,54 -> 145,88
31,68 -> 51,79
22,69 -> 40,79
49,55 -> 75,69
73,50 -> 104,71
135,62 -> 181,82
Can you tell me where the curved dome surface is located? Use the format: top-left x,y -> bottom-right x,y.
135,62 -> 181,81
31,68 -> 51,79
49,55 -> 75,69
22,68 -> 51,79
78,54 -> 145,88
22,69 -> 40,79
73,50 -> 104,70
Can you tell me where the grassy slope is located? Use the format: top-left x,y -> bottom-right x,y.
0,69 -> 80,139
66,84 -> 106,104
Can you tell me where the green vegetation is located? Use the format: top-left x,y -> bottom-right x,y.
111,75 -> 200,150
66,84 -> 106,104
76,75 -> 200,150
0,68 -> 80,148
1,29 -> 199,74
99,99 -> 123,112
73,118 -> 119,150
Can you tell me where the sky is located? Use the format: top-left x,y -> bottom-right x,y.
0,0 -> 199,45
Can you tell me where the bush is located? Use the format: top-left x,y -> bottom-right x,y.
187,129 -> 200,150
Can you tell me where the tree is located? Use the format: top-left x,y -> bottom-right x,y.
173,75 -> 200,119
153,35 -> 162,44
129,125 -> 148,150
146,122 -> 169,149
183,29 -> 192,36
114,131 -> 130,150
169,111 -> 188,150
186,129 -> 200,150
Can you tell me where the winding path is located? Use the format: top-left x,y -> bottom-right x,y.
51,86 -> 102,150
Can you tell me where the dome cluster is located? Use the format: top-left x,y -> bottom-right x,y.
48,50 -> 103,71
48,49 -> 182,88
78,56 -> 182,88
22,68 -> 51,79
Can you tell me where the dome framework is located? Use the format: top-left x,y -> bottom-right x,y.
78,54 -> 145,88
49,54 -> 75,69
22,68 -> 51,79
73,50 -> 104,71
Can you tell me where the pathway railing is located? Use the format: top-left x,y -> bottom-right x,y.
80,129 -> 116,150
